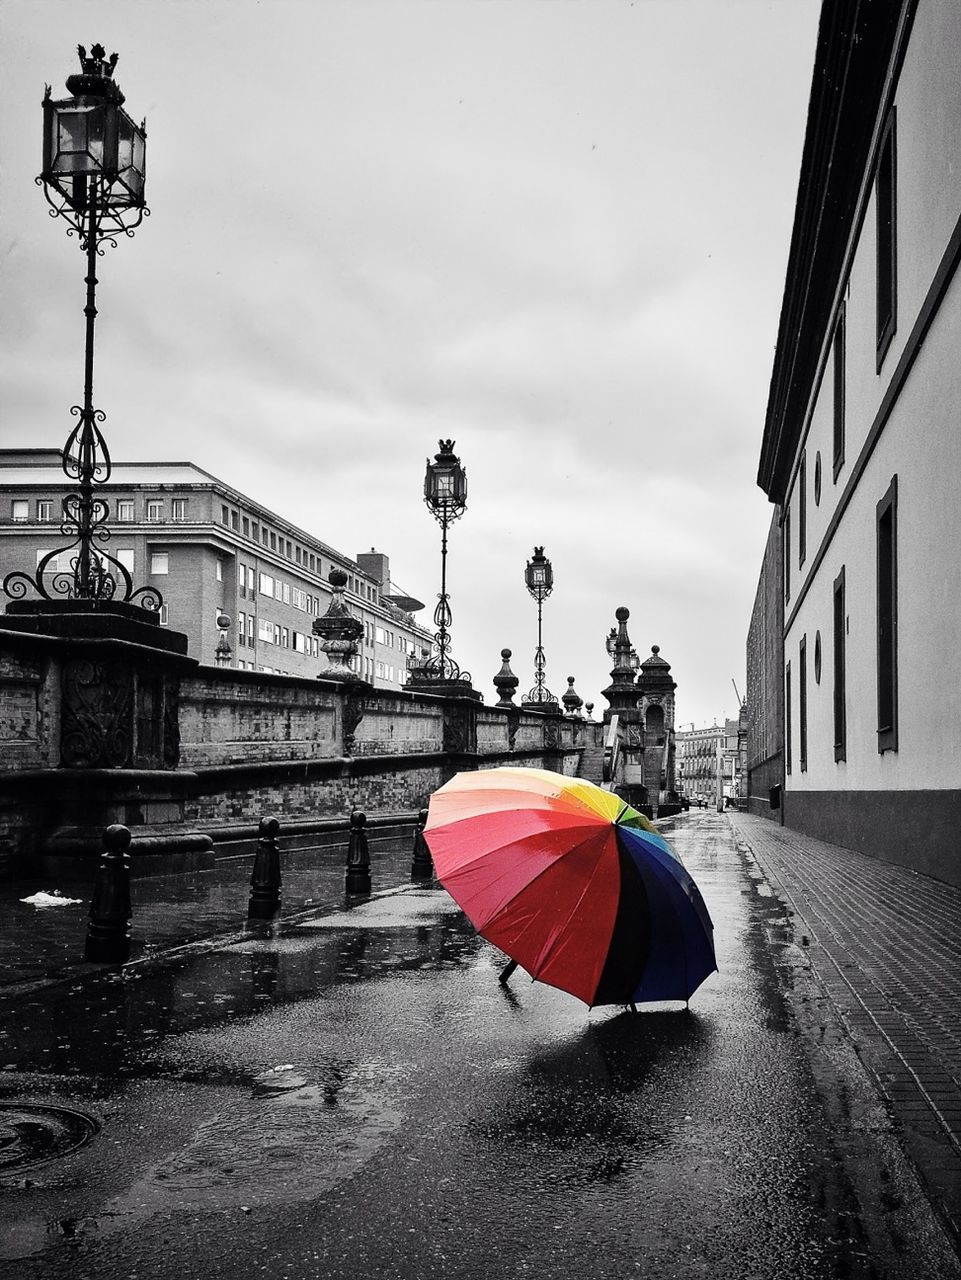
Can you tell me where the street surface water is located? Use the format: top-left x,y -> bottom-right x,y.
0,812 -> 957,1279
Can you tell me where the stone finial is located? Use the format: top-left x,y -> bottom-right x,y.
493,648 -> 519,708
313,569 -> 365,681
584,702 -> 594,721
562,676 -> 584,717
602,606 -> 641,711
215,611 -> 232,667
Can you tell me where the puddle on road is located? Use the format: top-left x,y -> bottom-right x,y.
103,1059 -> 404,1224
300,889 -> 461,930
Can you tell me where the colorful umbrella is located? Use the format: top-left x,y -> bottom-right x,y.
424,766 -> 716,1008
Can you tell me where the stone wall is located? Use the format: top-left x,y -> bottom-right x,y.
0,624 -> 602,874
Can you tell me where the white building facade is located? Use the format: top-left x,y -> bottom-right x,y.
755,0 -> 961,883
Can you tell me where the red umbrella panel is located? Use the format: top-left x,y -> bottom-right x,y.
424,767 -> 716,1008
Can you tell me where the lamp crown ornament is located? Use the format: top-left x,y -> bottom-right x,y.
67,44 -> 123,100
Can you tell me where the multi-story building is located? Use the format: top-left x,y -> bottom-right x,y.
676,720 -> 742,808
0,449 -> 432,689
752,1 -> 961,883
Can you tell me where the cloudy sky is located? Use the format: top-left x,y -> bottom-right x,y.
1,0 -> 819,725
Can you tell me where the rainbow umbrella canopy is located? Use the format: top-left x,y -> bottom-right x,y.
424,767 -> 716,1008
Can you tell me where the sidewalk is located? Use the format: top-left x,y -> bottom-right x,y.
0,837 -> 416,996
732,812 -> 961,1249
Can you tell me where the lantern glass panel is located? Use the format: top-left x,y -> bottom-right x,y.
433,471 -> 454,499
56,106 -> 105,173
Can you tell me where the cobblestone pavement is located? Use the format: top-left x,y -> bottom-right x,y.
732,812 -> 961,1250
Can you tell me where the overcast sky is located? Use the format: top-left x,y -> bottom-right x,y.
1,0 -> 819,725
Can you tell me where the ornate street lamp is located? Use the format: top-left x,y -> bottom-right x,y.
3,45 -> 158,612
414,440 -> 471,685
522,546 -> 557,710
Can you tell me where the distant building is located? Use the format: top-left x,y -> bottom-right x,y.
0,450 -> 431,689
751,1 -> 961,883
745,516 -> 784,816
676,719 -> 742,807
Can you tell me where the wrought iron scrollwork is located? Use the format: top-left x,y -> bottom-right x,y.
5,99 -> 158,614
36,173 -> 149,255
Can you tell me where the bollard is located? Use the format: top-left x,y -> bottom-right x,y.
84,824 -> 133,964
248,816 -> 282,921
345,810 -> 371,895
410,808 -> 434,880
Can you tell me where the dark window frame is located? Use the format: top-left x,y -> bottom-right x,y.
876,108 -> 897,370
798,452 -> 807,568
876,475 -> 898,753
799,634 -> 808,772
784,509 -> 792,605
785,660 -> 792,776
833,567 -> 846,762
833,302 -> 846,480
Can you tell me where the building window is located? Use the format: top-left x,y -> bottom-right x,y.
221,505 -> 229,525
282,627 -> 289,648
146,500 -> 163,522
799,634 -> 807,773
150,552 -> 169,575
798,453 -> 806,568
833,303 -> 845,480
158,604 -> 169,625
282,583 -> 290,604
876,109 -> 897,368
238,611 -> 246,642
36,500 -> 53,522
258,618 -> 274,643
12,500 -> 28,522
216,558 -> 223,582
783,510 -> 791,605
877,476 -> 898,753
36,549 -> 63,572
117,499 -> 134,522
252,522 -> 259,540
258,573 -> 274,598
171,498 -> 188,522
833,567 -> 846,762
270,532 -> 277,551
242,517 -> 249,537
785,661 -> 792,776
116,549 -> 135,573
261,528 -> 269,547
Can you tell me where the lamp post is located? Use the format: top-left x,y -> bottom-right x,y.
3,44 -> 158,613
413,439 -> 471,686
522,546 -> 557,710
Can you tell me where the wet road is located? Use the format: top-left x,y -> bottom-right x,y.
0,812 -> 954,1279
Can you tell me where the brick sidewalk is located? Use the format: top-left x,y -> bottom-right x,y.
732,812 -> 961,1247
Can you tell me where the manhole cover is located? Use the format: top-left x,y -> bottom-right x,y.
0,1104 -> 100,1171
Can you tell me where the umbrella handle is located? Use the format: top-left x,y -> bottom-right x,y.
498,959 -> 519,986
